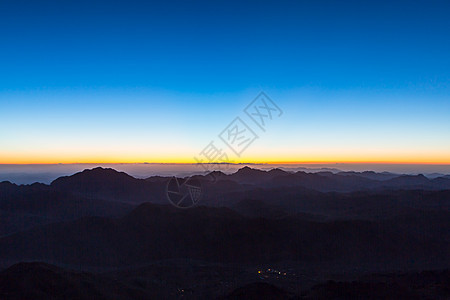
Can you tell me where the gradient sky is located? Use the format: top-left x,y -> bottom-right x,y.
1,0 -> 449,164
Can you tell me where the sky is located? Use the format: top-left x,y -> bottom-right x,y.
0,0 -> 449,166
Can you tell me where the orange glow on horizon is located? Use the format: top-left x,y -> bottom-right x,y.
1,149 -> 450,165
1,158 -> 450,165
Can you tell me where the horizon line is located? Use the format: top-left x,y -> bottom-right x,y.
1,161 -> 450,166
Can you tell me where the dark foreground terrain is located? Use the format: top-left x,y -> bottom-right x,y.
0,262 -> 448,299
0,167 -> 449,298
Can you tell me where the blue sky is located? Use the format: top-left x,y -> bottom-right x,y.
0,0 -> 449,164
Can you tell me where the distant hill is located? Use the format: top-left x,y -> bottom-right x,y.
203,167 -> 450,192
337,171 -> 399,181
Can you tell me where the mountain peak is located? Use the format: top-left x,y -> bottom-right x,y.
267,168 -> 288,176
239,166 -> 252,171
50,167 -> 137,189
82,167 -> 123,174
0,181 -> 18,193
397,174 -> 428,180
208,170 -> 226,176
236,166 -> 264,174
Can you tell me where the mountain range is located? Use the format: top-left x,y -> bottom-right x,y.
0,166 -> 449,298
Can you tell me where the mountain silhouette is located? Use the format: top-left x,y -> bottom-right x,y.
0,181 -> 133,236
51,167 -> 166,204
0,167 -> 449,298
